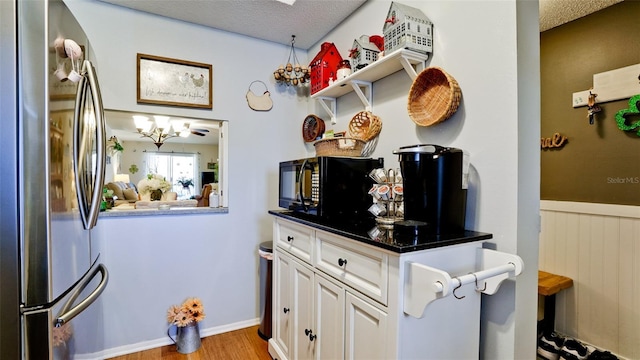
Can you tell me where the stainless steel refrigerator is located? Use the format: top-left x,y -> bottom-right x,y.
1,0 -> 109,358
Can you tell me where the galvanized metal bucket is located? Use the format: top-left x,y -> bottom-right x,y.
168,322 -> 201,354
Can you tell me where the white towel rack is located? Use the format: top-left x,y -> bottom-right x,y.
404,248 -> 524,318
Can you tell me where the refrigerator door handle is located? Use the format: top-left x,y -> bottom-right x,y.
73,59 -> 106,230
84,60 -> 106,229
54,263 -> 108,327
73,63 -> 89,228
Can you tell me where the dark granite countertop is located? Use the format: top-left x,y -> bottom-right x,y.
269,210 -> 493,254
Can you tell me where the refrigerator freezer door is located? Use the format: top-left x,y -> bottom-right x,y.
23,260 -> 108,359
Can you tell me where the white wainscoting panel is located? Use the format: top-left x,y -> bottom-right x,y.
539,201 -> 640,359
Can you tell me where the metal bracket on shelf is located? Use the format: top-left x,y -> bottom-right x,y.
399,52 -> 428,80
349,80 -> 373,112
403,248 -> 524,319
317,96 -> 337,125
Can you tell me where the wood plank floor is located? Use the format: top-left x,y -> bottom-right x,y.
107,325 -> 272,360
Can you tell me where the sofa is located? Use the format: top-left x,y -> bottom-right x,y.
106,181 -> 198,209
105,181 -> 139,206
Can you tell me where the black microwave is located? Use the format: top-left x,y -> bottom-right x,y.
279,156 -> 384,220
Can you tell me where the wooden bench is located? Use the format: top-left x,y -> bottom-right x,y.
538,270 -> 573,335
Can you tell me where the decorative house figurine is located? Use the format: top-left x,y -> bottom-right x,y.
369,35 -> 384,54
309,42 -> 343,94
349,35 -> 382,72
383,2 -> 433,56
336,60 -> 352,80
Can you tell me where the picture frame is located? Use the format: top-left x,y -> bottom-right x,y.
49,46 -> 85,100
207,162 -> 216,170
137,53 -> 213,109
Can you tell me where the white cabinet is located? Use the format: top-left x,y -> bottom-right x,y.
274,218 -> 314,264
272,251 -> 292,358
291,259 -> 314,360
344,291 -> 388,360
315,229 -> 388,305
274,249 -> 345,360
314,274 -> 344,360
270,218 -> 391,360
268,216 -> 497,360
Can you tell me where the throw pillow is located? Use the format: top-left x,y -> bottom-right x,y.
164,191 -> 177,201
106,182 -> 125,200
123,188 -> 138,201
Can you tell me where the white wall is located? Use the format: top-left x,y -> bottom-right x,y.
308,0 -> 539,358
66,0 -> 540,358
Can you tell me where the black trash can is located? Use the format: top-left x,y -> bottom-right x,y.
258,242 -> 273,340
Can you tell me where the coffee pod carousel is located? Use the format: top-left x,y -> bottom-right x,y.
367,168 -> 404,225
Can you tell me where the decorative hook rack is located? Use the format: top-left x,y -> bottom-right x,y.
403,248 -> 524,319
572,63 -> 640,107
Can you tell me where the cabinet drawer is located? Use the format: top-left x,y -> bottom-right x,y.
275,218 -> 314,264
315,230 -> 388,305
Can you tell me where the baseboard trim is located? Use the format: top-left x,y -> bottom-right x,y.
76,318 -> 260,360
540,200 -> 640,219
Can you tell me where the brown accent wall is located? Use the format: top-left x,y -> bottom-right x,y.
540,1 -> 640,205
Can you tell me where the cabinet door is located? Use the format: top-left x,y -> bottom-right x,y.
315,273 -> 344,360
292,260 -> 315,360
344,291 -> 388,360
273,252 -> 292,358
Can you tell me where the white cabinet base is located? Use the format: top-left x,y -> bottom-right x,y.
269,216 -> 520,360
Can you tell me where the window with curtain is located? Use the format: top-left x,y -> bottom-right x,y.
145,152 -> 200,199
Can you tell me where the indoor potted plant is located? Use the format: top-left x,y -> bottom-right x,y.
177,177 -> 194,189
137,173 -> 171,201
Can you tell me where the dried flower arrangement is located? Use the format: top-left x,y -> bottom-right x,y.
167,297 -> 206,327
52,323 -> 72,347
137,173 -> 172,195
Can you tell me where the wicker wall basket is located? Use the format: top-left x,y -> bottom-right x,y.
302,114 -> 325,142
348,111 -> 382,142
407,67 -> 462,127
314,138 -> 365,157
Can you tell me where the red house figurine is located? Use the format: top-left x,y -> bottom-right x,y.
309,42 -> 343,95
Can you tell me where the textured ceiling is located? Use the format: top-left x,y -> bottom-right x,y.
98,0 -> 623,48
98,0 -> 367,49
539,0 -> 623,31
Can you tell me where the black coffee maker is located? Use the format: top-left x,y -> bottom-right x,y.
393,144 -> 468,237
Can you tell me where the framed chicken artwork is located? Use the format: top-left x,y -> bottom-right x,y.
137,53 -> 213,109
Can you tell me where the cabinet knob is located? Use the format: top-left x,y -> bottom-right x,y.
287,236 -> 294,242
338,258 -> 348,266
304,329 -> 316,341
283,307 -> 290,314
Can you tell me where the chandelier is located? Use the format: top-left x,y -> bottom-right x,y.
133,115 -> 189,149
273,35 -> 309,86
